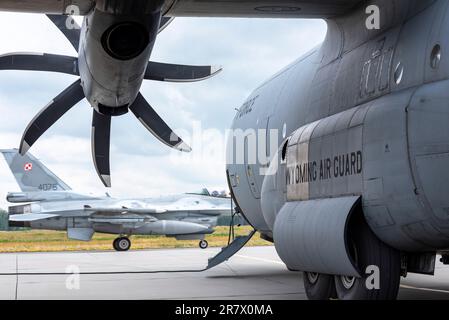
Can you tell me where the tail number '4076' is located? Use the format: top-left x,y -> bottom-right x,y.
39,184 -> 58,191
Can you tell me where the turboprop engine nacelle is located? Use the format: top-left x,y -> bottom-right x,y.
78,7 -> 160,114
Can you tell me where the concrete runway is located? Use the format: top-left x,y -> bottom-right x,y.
0,246 -> 448,300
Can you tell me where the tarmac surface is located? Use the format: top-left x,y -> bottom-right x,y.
0,246 -> 448,300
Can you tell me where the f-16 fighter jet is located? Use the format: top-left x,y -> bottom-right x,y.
2,149 -> 231,251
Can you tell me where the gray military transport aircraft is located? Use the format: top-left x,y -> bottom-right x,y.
2,149 -> 231,251
2,0 -> 449,301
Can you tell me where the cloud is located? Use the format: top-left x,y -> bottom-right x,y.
0,12 -> 327,209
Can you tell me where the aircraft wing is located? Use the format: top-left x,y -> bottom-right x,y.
0,0 -> 94,14
165,208 -> 227,216
84,206 -> 166,215
84,205 -> 227,216
164,0 -> 362,18
84,199 -> 230,216
0,0 -> 362,18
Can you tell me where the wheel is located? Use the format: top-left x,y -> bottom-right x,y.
115,237 -> 131,252
303,272 -> 337,300
199,240 -> 208,249
334,216 -> 401,300
112,238 -> 120,251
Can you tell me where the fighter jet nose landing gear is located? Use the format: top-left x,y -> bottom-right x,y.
199,240 -> 209,249
113,237 -> 131,252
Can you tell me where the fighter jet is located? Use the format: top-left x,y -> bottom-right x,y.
4,0 -> 449,301
2,150 -> 231,251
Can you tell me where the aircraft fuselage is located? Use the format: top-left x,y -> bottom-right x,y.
227,0 -> 449,255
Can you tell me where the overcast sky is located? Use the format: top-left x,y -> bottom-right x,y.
0,12 -> 327,209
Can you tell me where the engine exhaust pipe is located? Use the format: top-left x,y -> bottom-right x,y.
101,22 -> 150,60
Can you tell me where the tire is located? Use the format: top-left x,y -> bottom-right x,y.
199,240 -> 208,249
112,238 -> 120,251
116,237 -> 131,252
334,217 -> 401,300
303,272 -> 337,300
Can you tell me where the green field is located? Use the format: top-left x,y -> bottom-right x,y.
0,226 -> 272,253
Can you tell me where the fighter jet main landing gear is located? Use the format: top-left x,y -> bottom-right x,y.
199,240 -> 208,249
113,237 -> 131,252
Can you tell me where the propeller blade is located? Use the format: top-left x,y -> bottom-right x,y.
158,17 -> 174,33
0,53 -> 79,76
19,79 -> 84,155
91,111 -> 112,188
129,93 -> 191,152
47,14 -> 81,52
144,61 -> 222,82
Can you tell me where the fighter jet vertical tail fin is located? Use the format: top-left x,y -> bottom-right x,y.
0,149 -> 71,192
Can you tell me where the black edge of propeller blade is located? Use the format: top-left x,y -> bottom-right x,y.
0,53 -> 79,76
92,111 -> 112,188
129,93 -> 191,152
19,79 -> 85,156
144,61 -> 222,82
47,14 -> 81,52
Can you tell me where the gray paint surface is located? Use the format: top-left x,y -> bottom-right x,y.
225,0 -> 449,272
274,197 -> 360,277
0,0 -> 362,17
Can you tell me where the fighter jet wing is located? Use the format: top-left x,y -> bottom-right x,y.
88,217 -> 157,224
84,205 -> 227,216
149,198 -> 232,216
164,208 -> 227,216
84,206 -> 167,215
